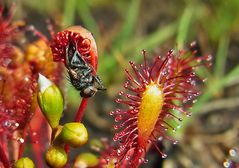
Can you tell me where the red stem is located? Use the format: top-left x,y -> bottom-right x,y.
0,144 -> 10,168
74,98 -> 89,122
30,127 -> 44,168
29,107 -> 45,168
64,98 -> 89,166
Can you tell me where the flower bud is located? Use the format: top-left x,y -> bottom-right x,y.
59,122 -> 88,148
37,74 -> 64,129
14,157 -> 35,168
73,153 -> 99,168
45,145 -> 67,168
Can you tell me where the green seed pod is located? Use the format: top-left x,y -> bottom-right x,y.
14,157 -> 35,168
45,145 -> 67,168
73,153 -> 99,168
37,74 -> 64,129
60,122 -> 88,148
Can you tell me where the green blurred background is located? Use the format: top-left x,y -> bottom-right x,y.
9,0 -> 239,167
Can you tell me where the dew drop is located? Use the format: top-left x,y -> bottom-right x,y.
137,148 -> 145,155
196,59 -> 202,63
192,99 -> 197,104
115,98 -> 121,103
138,158 -> 143,164
173,140 -> 178,145
120,145 -> 126,149
223,160 -> 231,168
162,154 -> 167,158
117,149 -> 122,155
191,80 -> 196,86
158,136 -> 163,141
178,118 -> 183,122
24,76 -> 30,82
126,156 -> 130,160
110,111 -> 115,116
202,78 -> 208,82
119,91 -> 124,96
187,95 -> 193,101
190,72 -> 196,77
120,123 -> 125,127
229,148 -> 238,157
17,138 -> 25,144
119,131 -> 125,136
206,55 -> 212,61
115,115 -> 122,122
114,125 -> 119,130
143,158 -> 148,163
113,137 -> 118,141
139,158 -> 148,164
2,120 -> 19,131
124,82 -> 129,88
162,71 -> 168,76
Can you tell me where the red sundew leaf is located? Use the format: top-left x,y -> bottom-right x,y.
50,26 -> 98,70
101,47 -> 210,168
0,4 -> 20,67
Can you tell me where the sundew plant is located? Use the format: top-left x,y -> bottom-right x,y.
1,0 -> 239,168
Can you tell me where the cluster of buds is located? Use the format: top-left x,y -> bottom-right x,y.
37,74 -> 89,167
11,25 -> 102,167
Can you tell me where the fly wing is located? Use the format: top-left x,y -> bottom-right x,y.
93,75 -> 106,90
66,42 -> 88,69
66,41 -> 76,68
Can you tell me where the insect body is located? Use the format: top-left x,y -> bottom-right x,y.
66,42 -> 105,98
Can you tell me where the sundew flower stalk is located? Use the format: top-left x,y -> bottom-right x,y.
50,25 -> 101,124
107,46 -> 211,168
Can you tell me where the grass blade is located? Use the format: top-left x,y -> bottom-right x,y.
113,0 -> 141,49
214,35 -> 230,78
176,5 -> 194,48
63,0 -> 77,27
76,0 -> 100,38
